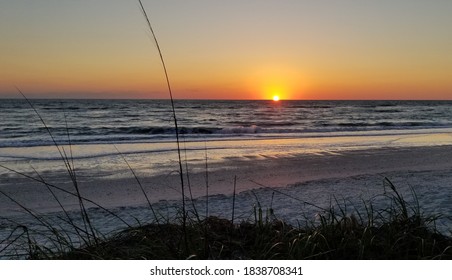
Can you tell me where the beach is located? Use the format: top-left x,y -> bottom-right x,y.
1,99 -> 452,258
1,134 -> 452,236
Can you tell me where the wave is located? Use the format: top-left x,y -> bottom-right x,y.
220,125 -> 261,134
3,99 -> 452,149
12,125 -> 267,137
373,109 -> 402,113
90,125 -> 273,135
344,121 -> 448,128
3,125 -> 452,149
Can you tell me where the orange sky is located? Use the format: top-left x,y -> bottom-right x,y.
1,1 -> 452,100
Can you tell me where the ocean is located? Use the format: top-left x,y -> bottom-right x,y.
2,99 -> 452,178
2,99 -> 452,148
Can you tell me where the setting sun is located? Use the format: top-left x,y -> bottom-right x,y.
273,95 -> 280,101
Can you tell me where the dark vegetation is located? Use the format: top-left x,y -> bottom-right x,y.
39,180 -> 452,260
2,174 -> 452,259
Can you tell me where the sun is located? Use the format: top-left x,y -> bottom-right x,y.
272,95 -> 280,101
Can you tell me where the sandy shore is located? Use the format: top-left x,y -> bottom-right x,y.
1,145 -> 452,257
1,144 -> 452,222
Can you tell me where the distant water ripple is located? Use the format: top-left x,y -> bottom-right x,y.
1,99 -> 452,147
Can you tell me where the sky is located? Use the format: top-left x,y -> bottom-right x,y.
1,0 -> 452,100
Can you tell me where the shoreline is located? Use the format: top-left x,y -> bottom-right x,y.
1,144 -> 452,215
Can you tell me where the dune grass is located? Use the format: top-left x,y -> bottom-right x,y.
39,193 -> 452,259
2,177 -> 449,260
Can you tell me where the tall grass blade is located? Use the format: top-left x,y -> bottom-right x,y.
183,138 -> 200,219
0,164 -> 132,228
384,177 -> 408,219
30,166 -> 86,239
15,87 -> 98,245
137,0 -> 187,252
232,175 -> 237,224
204,142 -> 209,218
113,145 -> 159,224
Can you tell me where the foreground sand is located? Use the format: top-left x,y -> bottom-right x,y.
1,144 -> 452,231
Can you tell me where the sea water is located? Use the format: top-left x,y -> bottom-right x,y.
2,99 -> 452,148
2,99 -> 452,173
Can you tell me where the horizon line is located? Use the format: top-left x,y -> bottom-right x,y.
2,97 -> 452,102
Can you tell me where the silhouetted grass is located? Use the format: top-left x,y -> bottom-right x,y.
137,0 -> 189,253
42,179 -> 452,260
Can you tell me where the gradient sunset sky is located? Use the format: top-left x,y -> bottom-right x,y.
1,0 -> 452,100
